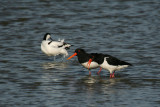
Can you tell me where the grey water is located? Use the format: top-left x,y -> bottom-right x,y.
0,0 -> 160,107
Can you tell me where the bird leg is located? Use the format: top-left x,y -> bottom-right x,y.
89,70 -> 91,76
111,73 -> 115,78
110,74 -> 112,78
97,67 -> 102,75
87,59 -> 93,76
110,72 -> 115,78
54,56 -> 56,61
87,58 -> 92,70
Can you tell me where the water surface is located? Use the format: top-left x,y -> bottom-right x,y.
0,0 -> 160,107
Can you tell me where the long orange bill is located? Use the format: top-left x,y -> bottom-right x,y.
87,58 -> 92,69
67,53 -> 77,60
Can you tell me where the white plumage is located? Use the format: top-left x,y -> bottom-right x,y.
41,33 -> 71,58
100,57 -> 129,74
81,61 -> 99,69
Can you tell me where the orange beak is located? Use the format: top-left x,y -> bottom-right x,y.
87,58 -> 92,69
67,53 -> 77,60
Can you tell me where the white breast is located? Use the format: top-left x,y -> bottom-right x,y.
81,61 -> 99,69
100,57 -> 129,73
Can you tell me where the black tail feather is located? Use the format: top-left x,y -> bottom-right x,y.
120,60 -> 132,66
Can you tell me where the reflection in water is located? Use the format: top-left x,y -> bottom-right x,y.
1,0 -> 160,106
78,75 -> 118,89
42,62 -> 68,70
83,76 -> 98,84
73,75 -> 122,106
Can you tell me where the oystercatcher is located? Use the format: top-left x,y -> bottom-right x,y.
41,33 -> 71,58
87,53 -> 132,78
67,48 -> 102,75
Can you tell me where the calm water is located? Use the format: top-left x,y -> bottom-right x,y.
0,0 -> 160,107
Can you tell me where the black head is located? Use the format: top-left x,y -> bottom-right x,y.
67,48 -> 86,60
43,33 -> 51,40
75,48 -> 86,54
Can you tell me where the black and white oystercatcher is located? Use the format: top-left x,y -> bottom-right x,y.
67,48 -> 102,75
88,53 -> 132,78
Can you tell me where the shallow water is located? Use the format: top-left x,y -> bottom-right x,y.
0,0 -> 160,107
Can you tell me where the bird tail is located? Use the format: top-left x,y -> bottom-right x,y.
121,60 -> 132,66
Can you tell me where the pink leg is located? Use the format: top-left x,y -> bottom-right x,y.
110,74 -> 112,78
97,67 -> 102,75
89,71 -> 91,76
111,72 -> 115,78
110,73 -> 115,78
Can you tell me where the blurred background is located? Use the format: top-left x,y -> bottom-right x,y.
0,0 -> 160,107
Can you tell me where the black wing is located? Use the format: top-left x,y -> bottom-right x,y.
104,54 -> 132,66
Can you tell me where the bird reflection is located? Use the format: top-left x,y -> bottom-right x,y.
42,62 -> 68,70
79,75 -> 118,86
74,76 -> 121,97
82,76 -> 99,84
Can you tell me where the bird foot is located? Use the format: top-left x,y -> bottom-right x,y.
97,72 -> 100,75
110,73 -> 115,78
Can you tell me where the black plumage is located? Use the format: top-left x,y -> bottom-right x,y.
92,53 -> 132,66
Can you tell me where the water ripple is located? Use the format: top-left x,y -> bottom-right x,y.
0,0 -> 160,106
